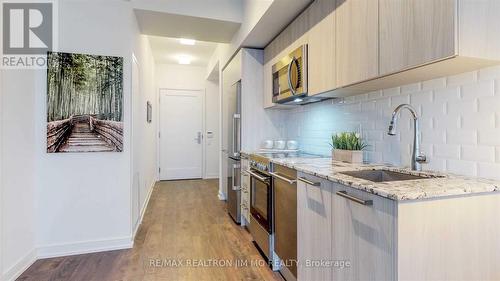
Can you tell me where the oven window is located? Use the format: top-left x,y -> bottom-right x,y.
251,176 -> 269,221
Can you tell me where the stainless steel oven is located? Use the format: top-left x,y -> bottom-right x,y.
272,45 -> 307,104
248,168 -> 272,232
247,154 -> 275,266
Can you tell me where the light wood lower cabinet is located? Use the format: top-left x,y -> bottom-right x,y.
331,182 -> 396,281
297,173 -> 333,281
297,171 -> 500,281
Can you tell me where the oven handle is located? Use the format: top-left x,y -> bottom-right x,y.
270,172 -> 296,184
246,170 -> 269,182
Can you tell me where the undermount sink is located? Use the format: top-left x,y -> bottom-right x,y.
340,170 -> 432,183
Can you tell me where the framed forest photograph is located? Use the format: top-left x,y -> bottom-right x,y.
46,52 -> 124,153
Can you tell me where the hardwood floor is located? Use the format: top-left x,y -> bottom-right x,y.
18,179 -> 283,281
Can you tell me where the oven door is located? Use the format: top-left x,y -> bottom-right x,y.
248,169 -> 272,233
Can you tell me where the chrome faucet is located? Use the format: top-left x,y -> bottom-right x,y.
387,104 -> 427,171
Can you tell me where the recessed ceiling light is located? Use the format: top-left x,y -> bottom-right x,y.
177,55 -> 192,65
179,38 -> 195,45
293,98 -> 303,103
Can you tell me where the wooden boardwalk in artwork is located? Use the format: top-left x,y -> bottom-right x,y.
58,122 -> 114,152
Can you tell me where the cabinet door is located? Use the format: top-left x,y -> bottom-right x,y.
263,60 -> 274,109
308,0 -> 337,96
332,183 -> 396,281
297,173 -> 333,281
379,0 -> 457,75
336,0 -> 379,87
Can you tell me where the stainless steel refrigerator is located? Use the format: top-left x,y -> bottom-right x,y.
227,80 -> 241,224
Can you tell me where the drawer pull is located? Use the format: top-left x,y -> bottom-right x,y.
298,177 -> 321,186
336,191 -> 373,206
270,172 -> 297,184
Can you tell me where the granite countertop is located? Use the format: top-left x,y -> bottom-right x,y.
266,156 -> 500,201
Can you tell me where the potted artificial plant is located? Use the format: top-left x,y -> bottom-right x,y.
330,132 -> 368,163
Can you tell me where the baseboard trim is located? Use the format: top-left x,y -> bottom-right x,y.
204,174 -> 219,179
218,191 -> 226,201
37,236 -> 133,259
133,180 -> 155,239
2,248 -> 37,281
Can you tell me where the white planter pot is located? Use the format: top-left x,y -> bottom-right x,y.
332,149 -> 363,164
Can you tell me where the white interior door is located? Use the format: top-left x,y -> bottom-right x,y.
159,89 -> 203,180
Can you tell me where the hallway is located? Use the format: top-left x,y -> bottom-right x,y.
17,180 -> 281,281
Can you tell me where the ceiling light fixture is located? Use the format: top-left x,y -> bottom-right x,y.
179,38 -> 196,45
177,55 -> 192,65
293,98 -> 303,103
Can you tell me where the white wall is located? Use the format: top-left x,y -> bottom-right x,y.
131,34 -> 157,234
34,1 -> 135,258
1,1 -> 157,279
284,66 -> 500,180
156,64 -> 206,90
156,63 -> 220,178
205,79 -> 220,178
1,70 -> 37,280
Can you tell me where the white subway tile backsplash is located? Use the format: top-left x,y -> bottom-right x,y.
382,87 -> 401,97
461,112 -> 495,130
446,159 -> 477,177
461,145 -> 496,162
422,130 -> 446,144
434,144 -> 460,159
423,157 -> 446,172
478,65 -> 500,81
446,100 -> 477,116
478,129 -> 500,146
446,129 -> 477,145
434,87 -> 460,103
477,96 -> 500,113
368,90 -> 383,100
422,77 -> 446,91
410,90 -> 433,106
434,115 -> 460,130
401,82 -> 421,93
461,80 -> 495,100
447,71 -> 477,86
478,163 -> 500,180
390,93 -> 410,107
284,68 -> 500,179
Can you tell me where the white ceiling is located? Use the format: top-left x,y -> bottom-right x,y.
132,0 -> 244,23
134,9 -> 241,43
148,36 -> 218,66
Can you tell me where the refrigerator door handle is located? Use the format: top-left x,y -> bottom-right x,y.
232,162 -> 241,191
232,113 -> 241,157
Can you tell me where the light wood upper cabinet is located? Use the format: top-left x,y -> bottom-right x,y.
336,0 -> 379,87
379,0 -> 457,75
297,173 -> 333,281
307,0 -> 337,96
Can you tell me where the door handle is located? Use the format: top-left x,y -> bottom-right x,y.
287,56 -> 297,95
298,177 -> 320,186
246,170 -> 269,183
336,191 -> 373,206
270,172 -> 297,184
195,132 -> 202,144
232,163 -> 241,190
232,114 -> 240,157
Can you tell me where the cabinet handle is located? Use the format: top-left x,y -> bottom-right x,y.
270,172 -> 297,184
336,191 -> 373,206
298,177 -> 320,186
